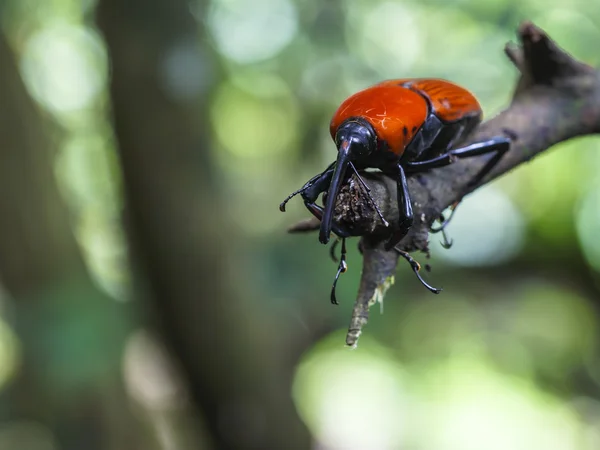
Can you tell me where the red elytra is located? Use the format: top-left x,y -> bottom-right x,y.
329,79 -> 482,156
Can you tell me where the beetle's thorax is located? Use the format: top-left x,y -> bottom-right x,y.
329,83 -> 428,157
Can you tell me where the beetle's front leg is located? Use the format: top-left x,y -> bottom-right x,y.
298,166 -> 354,239
279,162 -> 335,212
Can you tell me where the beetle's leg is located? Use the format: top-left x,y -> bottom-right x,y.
330,238 -> 348,305
394,247 -> 442,294
431,215 -> 454,249
439,227 -> 453,249
299,165 -> 355,238
430,201 -> 460,232
299,166 -> 334,204
384,163 -> 414,250
405,136 -> 511,186
279,162 -> 335,212
304,203 -> 352,238
430,201 -> 460,249
462,137 -> 511,187
329,238 -> 340,262
280,162 -> 346,233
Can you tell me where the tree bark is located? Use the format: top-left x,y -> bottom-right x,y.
0,31 -> 153,450
96,1 -> 313,449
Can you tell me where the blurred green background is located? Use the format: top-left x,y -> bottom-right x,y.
0,0 -> 600,449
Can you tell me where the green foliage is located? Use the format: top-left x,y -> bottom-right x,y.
2,0 -> 600,447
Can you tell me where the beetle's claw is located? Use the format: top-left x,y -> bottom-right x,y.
395,248 -> 442,294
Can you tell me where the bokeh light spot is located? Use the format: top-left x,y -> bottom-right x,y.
293,333 -> 409,449
510,284 -> 596,375
207,0 -> 298,63
431,186 -> 524,266
396,295 -> 483,361
20,23 -> 107,115
511,141 -> 587,243
417,359 -> 580,450
0,318 -> 20,392
55,134 -> 128,300
124,330 -> 187,411
160,37 -> 213,102
210,77 -> 299,160
347,2 -> 421,75
56,134 -> 118,210
576,185 -> 600,273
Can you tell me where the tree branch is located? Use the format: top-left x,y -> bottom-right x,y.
289,22 -> 600,346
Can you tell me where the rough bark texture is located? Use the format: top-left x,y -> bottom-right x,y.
289,22 -> 600,346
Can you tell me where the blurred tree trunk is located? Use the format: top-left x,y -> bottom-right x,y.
96,1 -> 313,449
0,31 -> 155,450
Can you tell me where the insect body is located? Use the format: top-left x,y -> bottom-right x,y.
281,78 -> 510,250
280,78 -> 511,304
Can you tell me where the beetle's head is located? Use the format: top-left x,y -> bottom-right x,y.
319,118 -> 377,244
334,118 -> 377,162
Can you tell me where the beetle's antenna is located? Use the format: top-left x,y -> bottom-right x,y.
394,247 -> 442,294
330,238 -> 347,305
349,162 -> 389,227
279,187 -> 306,212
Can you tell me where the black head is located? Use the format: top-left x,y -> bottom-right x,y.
334,118 -> 377,162
319,118 -> 377,244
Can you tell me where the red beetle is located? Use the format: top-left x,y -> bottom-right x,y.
281,78 -> 511,302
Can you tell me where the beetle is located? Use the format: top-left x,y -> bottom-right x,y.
280,78 -> 511,303
281,78 -> 510,247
